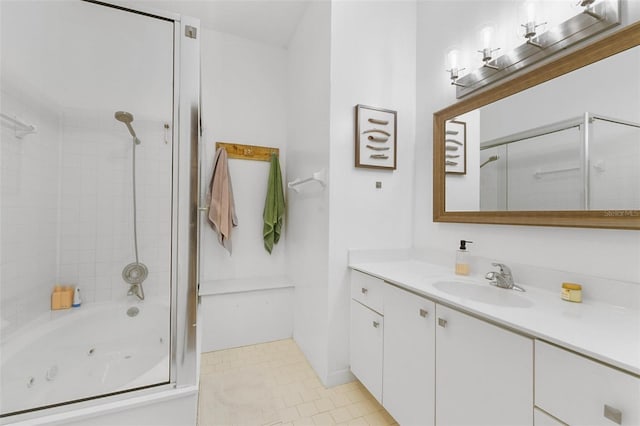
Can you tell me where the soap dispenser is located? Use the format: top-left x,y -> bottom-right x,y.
455,240 -> 473,276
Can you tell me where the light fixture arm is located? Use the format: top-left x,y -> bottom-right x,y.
446,67 -> 466,87
522,21 -> 547,47
478,47 -> 501,69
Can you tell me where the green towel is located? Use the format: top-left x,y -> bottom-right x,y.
263,153 -> 285,254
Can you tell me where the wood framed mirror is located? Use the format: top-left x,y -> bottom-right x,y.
433,21 -> 640,230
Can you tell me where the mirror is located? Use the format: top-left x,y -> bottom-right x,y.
433,22 -> 640,229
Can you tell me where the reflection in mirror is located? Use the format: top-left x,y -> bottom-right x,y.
443,41 -> 640,213
434,22 -> 640,229
477,114 -> 640,211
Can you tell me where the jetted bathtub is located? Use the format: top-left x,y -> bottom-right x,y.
0,301 -> 170,416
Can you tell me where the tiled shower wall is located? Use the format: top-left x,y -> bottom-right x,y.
57,110 -> 173,305
1,89 -> 61,328
1,102 -> 173,330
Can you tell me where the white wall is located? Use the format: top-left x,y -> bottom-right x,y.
200,29 -> 288,282
415,1 -> 640,283
286,1 -> 332,382
327,0 -> 417,385
198,29 -> 292,351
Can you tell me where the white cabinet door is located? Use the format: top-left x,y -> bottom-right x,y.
435,304 -> 533,426
350,299 -> 383,402
383,284 -> 436,426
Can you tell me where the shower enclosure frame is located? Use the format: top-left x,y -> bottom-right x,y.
1,1 -> 200,423
480,112 -> 640,211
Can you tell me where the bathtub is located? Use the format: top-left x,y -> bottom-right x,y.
0,301 -> 170,416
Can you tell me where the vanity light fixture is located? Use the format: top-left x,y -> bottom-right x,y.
521,1 -> 547,47
446,49 -> 466,87
478,26 -> 500,69
449,0 -> 620,99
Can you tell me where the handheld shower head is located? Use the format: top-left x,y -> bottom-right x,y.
114,111 -> 139,142
114,111 -> 133,124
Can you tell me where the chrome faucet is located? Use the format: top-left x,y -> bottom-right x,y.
127,283 -> 145,300
485,262 -> 525,292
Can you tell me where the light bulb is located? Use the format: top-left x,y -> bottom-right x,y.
448,49 -> 459,70
526,1 -> 537,23
481,26 -> 493,50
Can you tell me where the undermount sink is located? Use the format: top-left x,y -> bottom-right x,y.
433,280 -> 533,308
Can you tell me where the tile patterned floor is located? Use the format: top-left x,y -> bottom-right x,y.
198,339 -> 397,426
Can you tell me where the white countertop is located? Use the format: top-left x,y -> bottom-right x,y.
350,259 -> 640,376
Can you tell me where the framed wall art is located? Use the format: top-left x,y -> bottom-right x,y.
444,119 -> 466,175
355,104 -> 397,170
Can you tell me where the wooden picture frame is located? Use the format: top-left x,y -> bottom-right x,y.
355,104 -> 397,170
444,120 -> 466,175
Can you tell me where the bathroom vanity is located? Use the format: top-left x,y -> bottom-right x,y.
349,259 -> 640,426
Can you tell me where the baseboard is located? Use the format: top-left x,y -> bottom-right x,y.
324,367 -> 356,388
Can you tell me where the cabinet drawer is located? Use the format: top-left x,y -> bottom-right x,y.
351,270 -> 383,314
535,340 -> 640,426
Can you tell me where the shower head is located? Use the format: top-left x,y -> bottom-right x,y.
114,110 -> 139,142
115,111 -> 133,124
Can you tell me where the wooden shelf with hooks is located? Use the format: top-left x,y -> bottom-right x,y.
216,142 -> 279,162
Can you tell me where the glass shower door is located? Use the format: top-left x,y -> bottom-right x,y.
1,0 -> 175,415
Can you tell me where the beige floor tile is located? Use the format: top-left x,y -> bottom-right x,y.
329,407 -> 353,423
303,377 -> 324,390
314,397 -> 335,413
345,417 -> 368,426
332,382 -> 359,394
363,410 -> 395,426
293,417 -> 314,426
328,392 -> 352,408
279,406 -> 301,422
283,391 -> 304,407
299,388 -> 321,403
347,400 -> 379,418
345,389 -> 367,404
312,412 -> 336,425
297,401 -> 320,418
197,339 -> 395,426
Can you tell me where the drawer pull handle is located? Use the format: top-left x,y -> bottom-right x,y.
361,287 -> 368,294
372,321 -> 380,328
604,405 -> 622,425
438,318 -> 447,328
419,309 -> 428,318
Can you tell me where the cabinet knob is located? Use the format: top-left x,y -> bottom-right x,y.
361,287 -> 368,294
438,318 -> 447,328
604,405 -> 622,425
419,309 -> 428,318
372,321 -> 380,328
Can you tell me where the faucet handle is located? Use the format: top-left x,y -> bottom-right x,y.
491,262 -> 512,275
